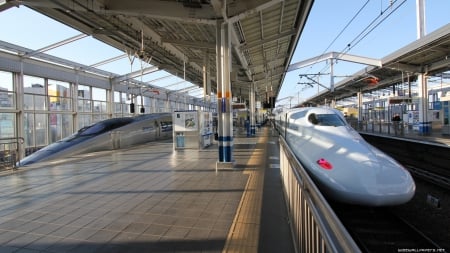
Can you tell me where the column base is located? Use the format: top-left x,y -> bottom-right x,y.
216,161 -> 235,171
418,121 -> 431,136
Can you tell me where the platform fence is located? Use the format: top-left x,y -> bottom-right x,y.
348,120 -> 447,138
279,137 -> 361,253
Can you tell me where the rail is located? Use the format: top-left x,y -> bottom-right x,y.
279,137 -> 361,253
0,137 -> 23,170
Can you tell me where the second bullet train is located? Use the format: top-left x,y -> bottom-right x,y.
19,113 -> 173,166
274,107 -> 415,206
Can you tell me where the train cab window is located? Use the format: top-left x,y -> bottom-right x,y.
309,114 -> 345,126
308,114 -> 319,125
80,123 -> 106,135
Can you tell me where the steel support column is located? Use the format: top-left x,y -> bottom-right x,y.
203,49 -> 211,105
249,82 -> 256,136
15,63 -> 25,162
216,20 -> 234,168
357,90 -> 363,130
416,0 -> 430,135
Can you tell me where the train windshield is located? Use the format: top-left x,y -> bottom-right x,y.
308,113 -> 346,126
79,123 -> 106,136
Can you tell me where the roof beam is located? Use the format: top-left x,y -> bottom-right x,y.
114,65 -> 159,83
288,52 -> 382,72
176,85 -> 199,93
240,29 -> 295,51
23,33 -> 88,58
90,54 -> 128,68
160,38 -> 215,50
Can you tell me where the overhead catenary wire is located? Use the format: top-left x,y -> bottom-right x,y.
298,0 -> 371,89
299,0 -> 408,92
341,0 -> 407,54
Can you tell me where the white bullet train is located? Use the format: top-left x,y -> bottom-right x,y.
19,113 -> 173,166
274,107 -> 415,206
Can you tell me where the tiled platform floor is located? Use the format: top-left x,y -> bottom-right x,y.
0,126 -> 293,253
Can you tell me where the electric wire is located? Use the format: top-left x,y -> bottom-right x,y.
341,0 -> 407,54
298,0 -> 371,90
321,0 -> 370,56
298,0 -> 407,95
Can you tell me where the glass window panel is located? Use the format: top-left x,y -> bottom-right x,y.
78,114 -> 92,130
35,95 -> 47,110
136,95 -> 142,106
92,114 -> 108,123
85,100 -> 92,112
78,85 -> 90,99
93,101 -> 106,113
24,75 -> 45,94
78,99 -> 92,112
114,91 -> 121,103
49,97 -> 58,111
48,80 -> 70,97
24,113 -> 34,147
0,113 -> 15,138
24,94 -> 34,110
62,114 -> 73,138
0,91 -> 14,108
49,96 -> 72,111
92,87 -> 106,101
122,104 -> 129,114
0,71 -> 13,91
60,97 -> 72,111
77,99 -> 83,112
35,114 -> 47,146
49,113 -> 60,142
114,103 -> 122,113
121,92 -> 128,103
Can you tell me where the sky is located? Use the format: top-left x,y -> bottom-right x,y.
279,0 -> 450,106
0,0 -> 449,106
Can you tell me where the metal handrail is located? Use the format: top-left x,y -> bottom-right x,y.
279,137 -> 361,253
0,137 -> 24,169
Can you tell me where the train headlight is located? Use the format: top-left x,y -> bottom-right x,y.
317,158 -> 333,170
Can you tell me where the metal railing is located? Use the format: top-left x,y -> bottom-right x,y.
0,137 -> 24,170
349,120 -> 443,137
279,137 -> 361,253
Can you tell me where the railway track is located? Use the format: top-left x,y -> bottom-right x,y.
331,203 -> 445,252
407,165 -> 450,190
360,133 -> 450,180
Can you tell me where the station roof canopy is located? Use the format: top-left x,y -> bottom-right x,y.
3,0 -> 314,104
302,23 -> 450,106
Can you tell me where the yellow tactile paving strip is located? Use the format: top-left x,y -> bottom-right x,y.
222,132 -> 269,253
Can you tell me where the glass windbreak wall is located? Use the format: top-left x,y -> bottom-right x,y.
48,79 -> 73,143
1,69 -> 199,159
0,71 -> 14,111
78,84 -> 92,129
0,71 -> 15,139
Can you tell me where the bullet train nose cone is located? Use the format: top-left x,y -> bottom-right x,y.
275,107 -> 416,206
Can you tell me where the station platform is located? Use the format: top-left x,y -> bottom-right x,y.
0,126 -> 293,253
